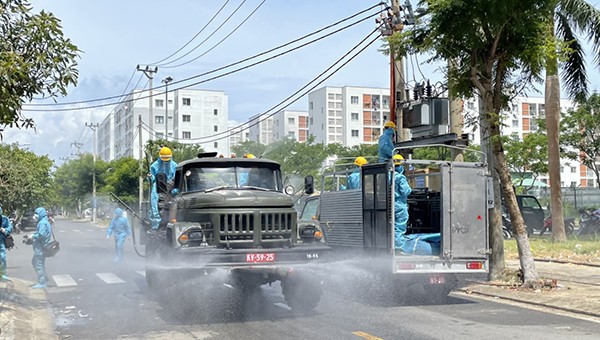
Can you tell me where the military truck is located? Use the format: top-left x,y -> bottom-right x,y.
304,146 -> 491,301
147,153 -> 330,312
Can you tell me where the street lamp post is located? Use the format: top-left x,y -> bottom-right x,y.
162,76 -> 173,140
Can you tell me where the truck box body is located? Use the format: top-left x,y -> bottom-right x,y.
317,160 -> 490,279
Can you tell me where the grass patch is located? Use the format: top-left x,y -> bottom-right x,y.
504,235 -> 600,263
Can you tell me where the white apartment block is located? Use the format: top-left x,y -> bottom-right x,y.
248,113 -> 274,144
308,86 -> 391,147
229,121 -> 250,150
98,88 -> 229,161
272,110 -> 309,142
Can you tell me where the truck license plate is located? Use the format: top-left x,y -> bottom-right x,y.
429,274 -> 445,284
246,253 -> 276,263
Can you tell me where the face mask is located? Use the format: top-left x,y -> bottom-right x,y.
34,214 -> 39,221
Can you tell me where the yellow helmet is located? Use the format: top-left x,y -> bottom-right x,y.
384,121 -> 396,129
393,154 -> 404,165
244,153 -> 256,158
354,156 -> 368,167
159,147 -> 172,161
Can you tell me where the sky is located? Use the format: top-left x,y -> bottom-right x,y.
3,0 -> 600,166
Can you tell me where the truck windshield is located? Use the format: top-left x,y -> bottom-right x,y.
182,165 -> 281,192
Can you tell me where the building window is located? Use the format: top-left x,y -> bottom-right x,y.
351,129 -> 359,137
183,114 -> 191,122
467,102 -> 475,110
351,112 -> 359,121
183,131 -> 191,139
214,142 -> 218,148
214,109 -> 218,115
335,94 -> 342,100
214,125 -> 218,132
168,99 -> 173,104
155,116 -> 164,124
571,166 -> 577,173
155,99 -> 164,107
156,133 -> 164,139
571,181 -> 577,187
328,93 -> 335,100
589,179 -> 595,187
183,98 -> 191,106
512,119 -> 519,127
288,117 -> 295,124
288,131 -> 295,139
560,166 -> 564,173
309,102 -> 313,110
351,96 -> 359,104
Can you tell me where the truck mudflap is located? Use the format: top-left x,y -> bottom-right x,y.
156,244 -> 331,269
393,256 -> 488,274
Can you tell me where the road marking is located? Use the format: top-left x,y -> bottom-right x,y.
136,271 -> 146,277
96,273 -> 125,284
52,275 -> 78,287
352,331 -> 383,340
273,302 -> 292,310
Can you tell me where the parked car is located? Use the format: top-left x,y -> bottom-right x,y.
502,194 -> 545,236
20,210 -> 38,231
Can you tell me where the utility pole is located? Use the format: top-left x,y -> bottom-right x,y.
380,0 -> 414,142
162,76 -> 173,140
136,65 -> 158,140
138,115 -> 144,214
70,141 -> 83,156
85,123 -> 99,222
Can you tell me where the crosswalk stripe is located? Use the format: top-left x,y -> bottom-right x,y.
96,272 -> 125,284
52,274 -> 78,287
136,271 -> 146,277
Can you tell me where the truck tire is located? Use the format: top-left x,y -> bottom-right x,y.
282,277 -> 323,313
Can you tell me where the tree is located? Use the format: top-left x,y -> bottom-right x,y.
98,157 -> 140,206
561,93 -> 600,186
231,141 -> 268,159
143,139 -> 204,171
504,133 -> 549,191
0,0 -> 79,134
544,0 -> 600,241
53,154 -> 107,215
392,0 -> 555,287
0,143 -> 54,213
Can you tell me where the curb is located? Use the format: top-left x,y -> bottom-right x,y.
458,286 -> 600,319
534,258 -> 600,268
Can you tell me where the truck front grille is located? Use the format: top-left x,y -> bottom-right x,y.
218,212 -> 294,245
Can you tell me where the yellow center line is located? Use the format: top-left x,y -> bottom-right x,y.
352,331 -> 384,340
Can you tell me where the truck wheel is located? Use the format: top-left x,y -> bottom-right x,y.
282,277 -> 322,313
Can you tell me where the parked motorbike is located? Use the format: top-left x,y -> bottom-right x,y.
577,209 -> 600,237
502,211 -> 515,239
540,216 -> 575,236
8,214 -> 21,234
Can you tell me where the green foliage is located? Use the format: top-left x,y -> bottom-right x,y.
561,92 -> 600,186
0,143 -> 54,213
53,154 -> 108,212
98,157 -> 140,205
504,132 -> 549,186
231,141 -> 268,158
0,0 -> 80,131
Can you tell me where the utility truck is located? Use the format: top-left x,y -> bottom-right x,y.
147,153 -> 330,312
301,146 -> 491,301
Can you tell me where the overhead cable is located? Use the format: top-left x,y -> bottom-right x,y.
22,2 -> 385,109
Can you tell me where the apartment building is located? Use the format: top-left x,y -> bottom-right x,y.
272,110 -> 309,142
98,88 -> 229,161
308,86 -> 391,147
229,121 -> 250,149
247,113 -> 274,144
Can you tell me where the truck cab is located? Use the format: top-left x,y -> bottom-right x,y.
148,154 -> 330,312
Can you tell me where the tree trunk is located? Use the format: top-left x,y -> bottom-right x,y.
484,95 -> 541,288
545,28 -> 567,242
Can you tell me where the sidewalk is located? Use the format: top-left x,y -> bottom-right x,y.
459,260 -> 600,320
0,278 -> 58,340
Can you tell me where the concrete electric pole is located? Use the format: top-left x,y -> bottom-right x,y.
85,122 -> 99,222
162,76 -> 173,140
136,65 -> 158,139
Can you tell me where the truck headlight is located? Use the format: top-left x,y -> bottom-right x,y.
298,223 -> 325,243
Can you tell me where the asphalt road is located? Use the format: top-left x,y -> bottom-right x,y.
6,218 -> 600,339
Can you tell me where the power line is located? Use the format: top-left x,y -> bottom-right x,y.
158,0 -> 249,67
161,0 -> 267,69
140,27 -> 382,144
150,0 -> 231,66
22,3 -> 385,109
